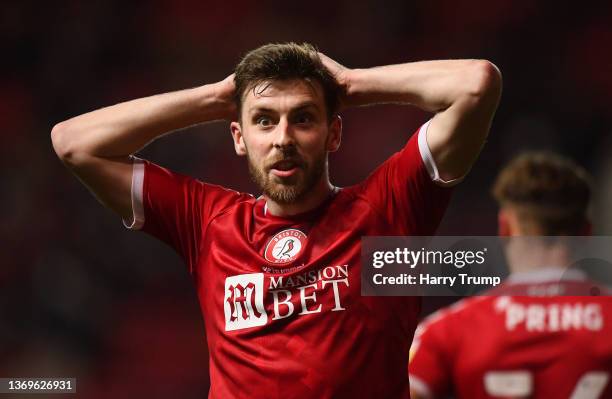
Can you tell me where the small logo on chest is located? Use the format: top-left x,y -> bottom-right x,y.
264,229 -> 307,264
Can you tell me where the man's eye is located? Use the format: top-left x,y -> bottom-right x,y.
256,116 -> 273,127
295,114 -> 313,124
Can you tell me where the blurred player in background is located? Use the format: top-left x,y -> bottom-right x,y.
51,43 -> 501,398
409,152 -> 612,398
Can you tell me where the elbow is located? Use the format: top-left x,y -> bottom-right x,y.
468,60 -> 503,103
51,121 -> 79,165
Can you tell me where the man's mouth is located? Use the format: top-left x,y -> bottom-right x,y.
269,159 -> 302,178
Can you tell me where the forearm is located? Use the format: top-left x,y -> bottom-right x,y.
51,81 -> 233,163
344,59 -> 499,112
339,58 -> 501,181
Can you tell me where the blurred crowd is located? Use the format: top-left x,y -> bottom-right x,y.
1,0 -> 611,397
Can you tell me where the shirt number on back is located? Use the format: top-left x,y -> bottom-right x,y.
483,371 -> 609,398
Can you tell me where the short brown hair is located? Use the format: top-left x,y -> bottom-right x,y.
492,152 -> 592,235
233,42 -> 340,120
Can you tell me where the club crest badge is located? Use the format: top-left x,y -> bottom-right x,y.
264,229 -> 307,264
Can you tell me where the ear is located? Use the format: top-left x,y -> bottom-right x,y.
326,115 -> 342,152
230,121 -> 247,156
498,209 -> 511,237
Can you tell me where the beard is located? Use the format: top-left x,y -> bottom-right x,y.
247,147 -> 327,204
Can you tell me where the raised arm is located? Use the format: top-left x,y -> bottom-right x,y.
321,55 -> 502,182
51,75 -> 236,220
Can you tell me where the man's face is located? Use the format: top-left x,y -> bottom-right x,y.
230,79 -> 341,204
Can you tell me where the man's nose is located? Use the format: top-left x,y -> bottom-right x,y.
273,118 -> 296,149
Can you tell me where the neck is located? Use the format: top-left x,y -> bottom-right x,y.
265,177 -> 334,217
505,237 -> 573,274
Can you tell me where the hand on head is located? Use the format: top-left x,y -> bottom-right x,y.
317,52 -> 352,110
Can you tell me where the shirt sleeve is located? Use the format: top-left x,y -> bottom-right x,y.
358,120 -> 457,235
122,157 -> 243,272
409,312 -> 455,398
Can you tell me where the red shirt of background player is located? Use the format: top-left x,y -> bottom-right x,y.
409,270 -> 612,399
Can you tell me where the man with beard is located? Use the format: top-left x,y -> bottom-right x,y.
51,43 -> 501,398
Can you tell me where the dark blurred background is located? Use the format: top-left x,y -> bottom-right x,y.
1,0 -> 611,397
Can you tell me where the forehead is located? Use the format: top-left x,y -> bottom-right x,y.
241,79 -> 325,114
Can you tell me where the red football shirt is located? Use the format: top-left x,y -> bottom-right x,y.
409,269 -> 612,399
125,121 -> 453,398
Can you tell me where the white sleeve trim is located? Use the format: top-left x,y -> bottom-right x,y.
409,374 -> 434,398
417,120 -> 464,187
122,156 -> 145,230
